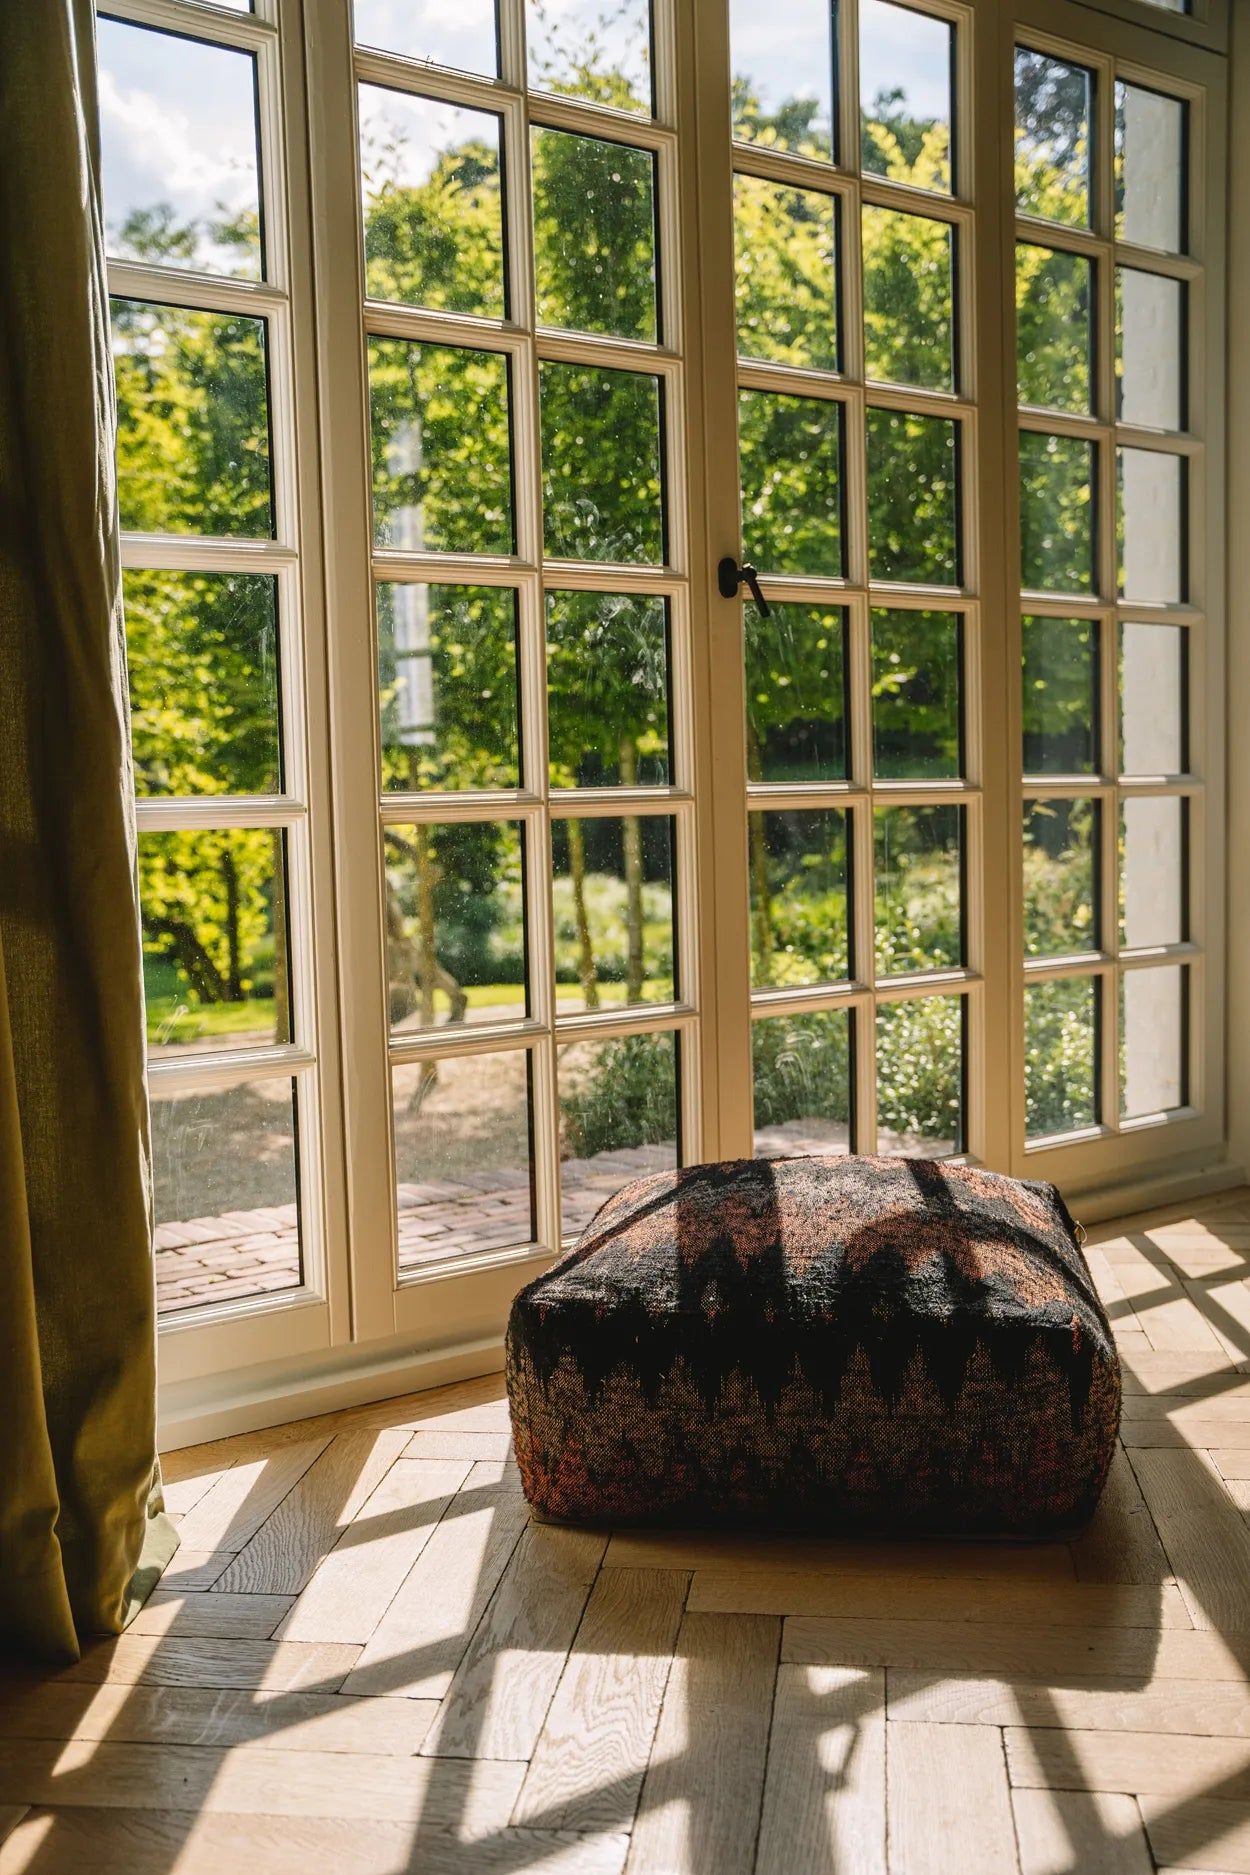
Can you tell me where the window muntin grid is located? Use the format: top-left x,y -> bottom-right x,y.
1015,27 -> 1201,1146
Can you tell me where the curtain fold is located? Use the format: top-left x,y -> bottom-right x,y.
0,0 -> 177,1662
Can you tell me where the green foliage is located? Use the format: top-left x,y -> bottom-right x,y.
752,1014 -> 850,1131
1025,979 -> 1097,1136
560,1033 -> 676,1158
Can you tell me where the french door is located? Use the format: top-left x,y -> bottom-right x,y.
98,0 -> 1227,1409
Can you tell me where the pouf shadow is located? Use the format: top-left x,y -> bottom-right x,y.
506,1155 -> 1121,1537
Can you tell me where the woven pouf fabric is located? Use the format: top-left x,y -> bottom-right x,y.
506,1155 -> 1120,1536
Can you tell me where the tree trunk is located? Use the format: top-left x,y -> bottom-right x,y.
271,829 -> 289,1041
620,736 -> 645,1003
222,848 -> 242,1001
567,817 -> 599,1010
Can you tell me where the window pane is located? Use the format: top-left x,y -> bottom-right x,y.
547,592 -> 669,787
124,570 -> 281,797
746,603 -> 848,784
1023,798 -> 1099,957
152,1077 -> 301,1315
1022,616 -> 1098,775
98,20 -> 263,279
378,584 -> 520,793
861,0 -> 953,194
1118,449 -> 1185,604
1121,966 -> 1186,1118
559,1032 -> 678,1237
393,1050 -> 534,1272
866,410 -> 958,585
1116,83 -> 1185,254
112,301 -> 272,539
863,208 -> 954,392
384,820 -> 527,1030
359,88 -> 505,319
533,130 -> 657,342
1117,270 -> 1184,432
541,364 -> 664,564
874,805 -> 962,975
1019,432 -> 1094,595
730,0 -> 834,159
734,176 -> 838,373
369,340 -> 513,554
552,817 -> 675,1012
1120,623 -> 1186,776
739,390 -> 844,577
749,809 -> 850,989
528,0 -> 653,115
876,996 -> 963,1156
354,0 -> 499,77
753,1010 -> 852,1158
1015,49 -> 1092,229
872,609 -> 960,778
1025,978 -> 1098,1138
1121,797 -> 1185,948
141,830 -> 289,1056
1016,244 -> 1092,414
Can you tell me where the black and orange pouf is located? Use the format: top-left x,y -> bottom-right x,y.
506,1155 -> 1120,1536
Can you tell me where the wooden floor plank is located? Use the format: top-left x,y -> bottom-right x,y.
1071,1448 -> 1173,1585
343,1468 -> 530,1700
687,1569 -> 1188,1628
887,1671 -> 1250,1737
277,1456 -> 470,1645
0,1737 -> 526,1827
1140,1795 -> 1250,1873
16,1632 -> 360,1693
1011,1788 -> 1153,1875
404,1429 -> 513,1461
0,1810 -> 629,1875
755,1665 -> 885,1875
783,1616 -> 1250,1682
626,1612 -> 779,1875
1119,1352 -> 1250,1396
157,1551 -> 234,1592
421,1523 -> 607,1760
1213,1454 -> 1250,1481
605,1531 -> 1074,1581
216,1429 -> 409,1595
0,1680 -> 438,1754
886,1722 -> 1018,1875
1005,1729 -> 1250,1801
0,1817 -> 24,1853
513,1568 -> 688,1832
1129,1448 -> 1250,1630
173,1439 -> 330,1554
128,1592 -> 294,1641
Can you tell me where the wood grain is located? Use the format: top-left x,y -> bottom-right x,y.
755,1665 -> 885,1875
1140,1796 -> 1250,1873
0,1681 -> 437,1754
1011,1788 -> 1153,1875
783,1616 -> 1250,1681
1005,1729 -> 1250,1801
626,1613 -> 779,1875
514,1568 -> 687,1831
0,1810 -> 629,1875
886,1723 -> 1018,1875
1071,1448 -> 1172,1585
687,1569 -> 1187,1628
887,1671 -> 1250,1737
1130,1448 -> 1250,1630
128,1593 -> 294,1641
216,1429 -> 409,1594
343,1468 -> 530,1699
41,1632 -> 360,1693
278,1456 -> 470,1645
605,1530 -> 1074,1580
421,1523 -> 607,1760
173,1439 -> 330,1553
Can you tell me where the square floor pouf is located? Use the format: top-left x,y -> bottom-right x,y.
506,1155 -> 1120,1536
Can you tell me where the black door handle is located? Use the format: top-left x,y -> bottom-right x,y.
717,556 -> 771,617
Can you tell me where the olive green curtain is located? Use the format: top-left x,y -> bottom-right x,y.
0,0 -> 177,1662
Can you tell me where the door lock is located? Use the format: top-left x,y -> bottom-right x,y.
717,556 -> 771,617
